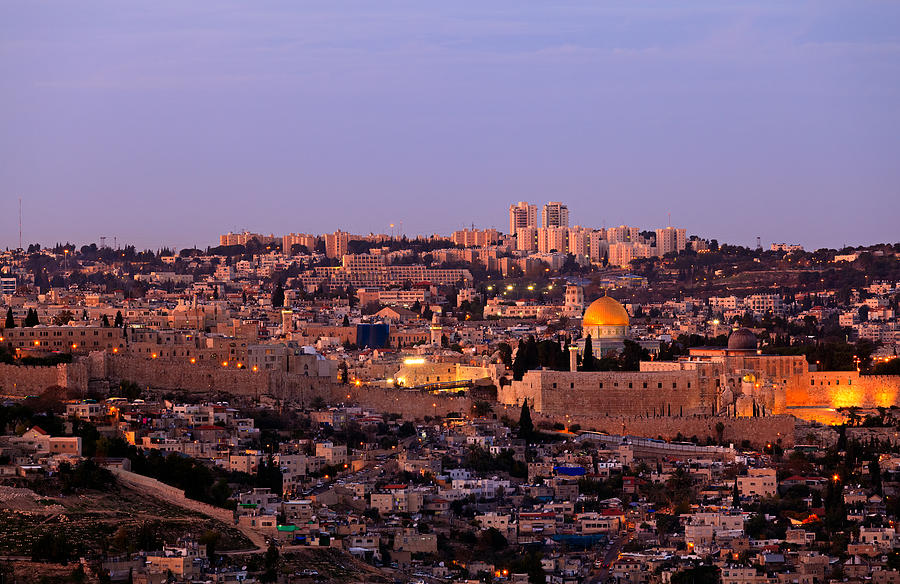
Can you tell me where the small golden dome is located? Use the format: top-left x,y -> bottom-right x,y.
582,296 -> 629,327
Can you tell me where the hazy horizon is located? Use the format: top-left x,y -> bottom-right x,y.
2,1 -> 898,251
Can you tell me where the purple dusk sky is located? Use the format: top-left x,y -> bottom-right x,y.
1,1 -> 898,251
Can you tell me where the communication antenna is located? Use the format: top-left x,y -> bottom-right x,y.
100,236 -> 107,248
756,236 -> 762,251
18,197 -> 22,250
667,212 -> 671,228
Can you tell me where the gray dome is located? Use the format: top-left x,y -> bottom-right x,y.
727,328 -> 758,351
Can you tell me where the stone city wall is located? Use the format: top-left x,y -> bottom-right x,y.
784,372 -> 900,410
104,355 -> 270,396
498,369 -> 715,418
488,398 -> 797,448
95,353 -> 334,401
540,411 -> 797,448
0,362 -> 88,396
323,384 -> 474,419
109,467 -> 235,524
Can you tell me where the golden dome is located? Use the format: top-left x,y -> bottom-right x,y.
582,296 -> 630,327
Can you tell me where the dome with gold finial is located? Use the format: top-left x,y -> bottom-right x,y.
582,296 -> 630,327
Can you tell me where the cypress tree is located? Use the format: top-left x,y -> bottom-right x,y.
518,401 -> 534,441
114,310 -> 124,327
581,335 -> 595,371
4,308 -> 14,329
24,308 -> 39,327
102,314 -> 110,327
525,336 -> 539,370
512,340 -> 527,381
271,284 -> 285,308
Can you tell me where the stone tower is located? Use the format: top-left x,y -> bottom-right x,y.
430,313 -> 442,346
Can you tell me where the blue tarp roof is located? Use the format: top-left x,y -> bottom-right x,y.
554,466 -> 587,476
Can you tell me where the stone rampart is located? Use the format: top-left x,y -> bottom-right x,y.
109,467 -> 235,524
784,372 -> 900,410
498,369 -> 714,418
526,409 -> 796,448
99,354 -> 334,401
105,355 -> 270,396
326,384 -> 473,419
0,362 -> 88,396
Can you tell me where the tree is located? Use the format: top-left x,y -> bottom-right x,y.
870,458 -> 882,495
261,543 -> 279,583
199,530 -> 221,559
620,339 -> 649,371
271,284 -> 285,308
23,308 -> 39,327
581,335 -> 595,371
4,308 -> 14,329
512,341 -> 527,381
497,342 -> 513,368
255,455 -> 283,495
101,314 -> 111,326
478,527 -> 508,552
518,401 -> 534,441
114,310 -> 124,328
52,310 -> 74,326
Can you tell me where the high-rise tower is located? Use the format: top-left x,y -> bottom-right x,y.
541,201 -> 569,228
508,201 -> 537,235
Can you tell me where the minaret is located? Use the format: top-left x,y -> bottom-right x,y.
430,313 -> 442,346
282,310 -> 293,335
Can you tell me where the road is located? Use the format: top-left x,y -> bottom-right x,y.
587,530 -> 633,584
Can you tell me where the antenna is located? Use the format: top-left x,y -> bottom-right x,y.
667,212 -> 671,228
756,236 -> 762,251
100,236 -> 107,249
18,197 -> 22,250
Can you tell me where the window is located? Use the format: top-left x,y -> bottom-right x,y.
657,383 -> 662,389
599,382 -> 603,389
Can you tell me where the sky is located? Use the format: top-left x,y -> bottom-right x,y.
1,1 -> 898,252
